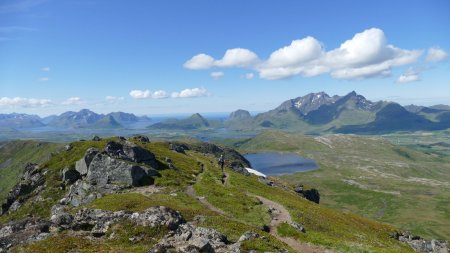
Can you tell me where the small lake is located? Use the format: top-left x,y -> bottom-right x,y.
244,152 -> 318,176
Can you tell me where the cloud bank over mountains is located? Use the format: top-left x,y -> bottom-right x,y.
129,88 -> 208,99
184,28 -> 447,81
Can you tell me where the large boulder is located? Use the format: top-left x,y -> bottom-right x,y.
87,153 -> 159,187
104,140 -> 158,168
75,148 -> 99,176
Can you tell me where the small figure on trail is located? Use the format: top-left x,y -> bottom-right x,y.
218,154 -> 225,172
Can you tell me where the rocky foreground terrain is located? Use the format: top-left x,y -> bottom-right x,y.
0,136 -> 448,252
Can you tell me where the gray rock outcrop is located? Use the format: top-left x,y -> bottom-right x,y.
68,143 -> 160,206
0,218 -> 51,252
1,163 -> 45,215
392,231 -> 449,253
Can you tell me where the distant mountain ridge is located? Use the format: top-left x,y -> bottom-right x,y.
0,110 -> 150,130
0,113 -> 44,129
2,92 -> 450,134
149,113 -> 210,130
232,91 -> 450,133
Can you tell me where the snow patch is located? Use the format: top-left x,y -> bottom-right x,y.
245,168 -> 266,178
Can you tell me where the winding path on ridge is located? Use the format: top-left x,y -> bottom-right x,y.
249,195 -> 339,253
186,164 -> 337,253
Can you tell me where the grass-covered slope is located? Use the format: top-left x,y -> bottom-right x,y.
0,140 -> 64,201
1,137 -> 415,252
220,131 -> 450,239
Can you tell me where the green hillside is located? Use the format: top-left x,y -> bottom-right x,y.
0,137 -> 415,252
220,131 -> 450,239
0,141 -> 64,201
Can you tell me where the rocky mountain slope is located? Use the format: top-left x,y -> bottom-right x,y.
149,113 -> 210,130
0,114 -> 45,129
0,136 -> 439,252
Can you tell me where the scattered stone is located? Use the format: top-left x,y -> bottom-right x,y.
150,223 -> 230,253
294,184 -> 304,194
169,143 -> 189,154
0,218 -> 51,252
392,231 -> 449,253
288,221 -> 306,233
259,177 -> 274,186
50,205 -> 73,227
64,144 -> 72,151
92,135 -> 101,141
130,206 -> 185,230
238,231 -> 259,242
131,135 -> 150,143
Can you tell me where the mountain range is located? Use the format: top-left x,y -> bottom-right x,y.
0,110 -> 151,130
2,91 -> 450,134
150,91 -> 450,134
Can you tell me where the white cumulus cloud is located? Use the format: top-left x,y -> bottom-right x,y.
397,68 -> 421,83
39,77 -> 49,82
214,48 -> 259,67
171,88 -> 208,98
0,97 -> 52,108
184,48 -> 259,70
264,37 -> 323,68
210,71 -> 224,80
129,89 -> 151,99
41,66 -> 50,72
62,97 -> 83,105
426,47 -> 448,62
185,28 -> 427,81
129,89 -> 169,99
183,54 -> 215,70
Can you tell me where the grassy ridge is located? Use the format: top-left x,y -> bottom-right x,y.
3,138 -> 416,252
220,130 -> 450,239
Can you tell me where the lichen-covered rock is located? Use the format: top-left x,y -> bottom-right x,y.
130,206 -> 185,230
392,231 -> 449,253
0,218 -> 51,252
104,140 -> 158,168
87,153 -> 158,187
75,148 -> 99,176
288,221 -> 306,233
50,205 -> 73,228
150,223 -> 230,253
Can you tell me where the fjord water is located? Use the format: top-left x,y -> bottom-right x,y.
244,152 -> 318,176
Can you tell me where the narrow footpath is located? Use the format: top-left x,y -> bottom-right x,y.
251,194 -> 339,253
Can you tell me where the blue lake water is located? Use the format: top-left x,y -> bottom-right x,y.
244,152 -> 318,176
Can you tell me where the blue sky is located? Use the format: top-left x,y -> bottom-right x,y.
0,0 -> 449,116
